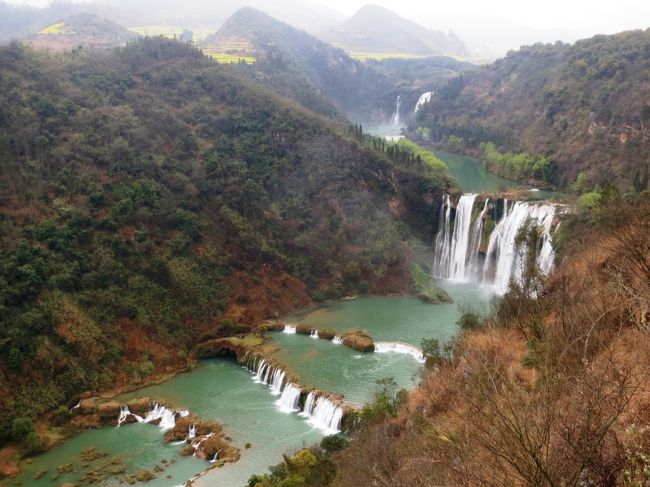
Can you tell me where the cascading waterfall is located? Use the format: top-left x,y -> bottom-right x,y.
117,405 -> 131,426
468,198 -> 490,277
188,424 -> 196,439
247,357 -> 344,434
391,95 -> 401,126
433,194 -> 477,280
414,91 -> 433,113
374,341 -> 425,363
483,200 -> 556,294
210,449 -> 222,464
283,324 -> 297,334
305,396 -> 343,434
143,403 -> 177,430
310,329 -> 319,339
276,383 -> 302,413
332,336 -> 342,345
269,368 -> 286,396
433,194 -> 558,294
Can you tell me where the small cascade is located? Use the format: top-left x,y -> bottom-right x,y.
391,95 -> 401,126
276,383 -> 302,413
374,341 -> 425,363
332,336 -> 342,345
117,405 -> 130,426
433,194 -> 559,294
306,396 -> 343,434
253,359 -> 269,383
310,329 -> 319,339
269,368 -> 286,396
283,324 -> 297,334
69,401 -> 80,414
300,391 -> 317,418
210,449 -> 222,464
143,403 -> 177,430
188,424 -> 196,439
414,91 -> 433,113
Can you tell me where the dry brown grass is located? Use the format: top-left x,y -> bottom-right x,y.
331,197 -> 650,487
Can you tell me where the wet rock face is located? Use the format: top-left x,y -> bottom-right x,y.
342,331 -> 375,352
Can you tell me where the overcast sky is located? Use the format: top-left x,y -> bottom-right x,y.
6,0 -> 650,36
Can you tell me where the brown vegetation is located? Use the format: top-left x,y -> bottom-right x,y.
331,195 -> 650,486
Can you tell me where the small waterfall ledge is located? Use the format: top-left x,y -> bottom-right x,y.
374,341 -> 426,363
433,194 -> 564,294
245,353 -> 351,434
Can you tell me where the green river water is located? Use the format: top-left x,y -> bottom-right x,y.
7,150 -> 499,487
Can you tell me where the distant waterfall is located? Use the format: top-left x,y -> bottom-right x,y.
374,341 -> 425,363
332,336 -> 342,345
269,368 -> 286,396
310,330 -> 318,339
414,91 -> 433,113
391,95 -> 401,126
433,194 -> 558,293
283,324 -> 297,334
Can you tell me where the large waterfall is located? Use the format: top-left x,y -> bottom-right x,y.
391,95 -> 401,126
433,194 -> 558,293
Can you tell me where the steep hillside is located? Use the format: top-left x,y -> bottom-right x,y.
27,13 -> 137,51
0,38 -> 452,446
327,192 -> 650,487
322,5 -> 468,57
200,8 -> 398,120
411,29 -> 650,188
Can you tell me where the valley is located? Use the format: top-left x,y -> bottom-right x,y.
0,3 -> 648,487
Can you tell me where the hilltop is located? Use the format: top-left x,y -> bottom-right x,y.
411,29 -> 650,188
322,5 -> 468,57
27,13 -> 137,51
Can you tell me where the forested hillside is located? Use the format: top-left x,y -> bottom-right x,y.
411,29 -> 650,188
0,38 -> 451,444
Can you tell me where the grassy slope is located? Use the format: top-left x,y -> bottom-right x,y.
0,37 -> 452,449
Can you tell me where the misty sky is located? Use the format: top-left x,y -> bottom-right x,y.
6,0 -> 650,36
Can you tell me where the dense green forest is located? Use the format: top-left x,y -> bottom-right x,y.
0,37 -> 452,447
411,29 -> 650,188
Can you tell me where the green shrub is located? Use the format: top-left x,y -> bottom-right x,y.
12,417 -> 35,441
320,434 -> 348,453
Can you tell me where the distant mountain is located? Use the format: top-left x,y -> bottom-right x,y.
322,5 -> 468,57
201,8 -> 471,122
27,13 -> 137,51
412,29 -> 650,187
201,7 -> 395,120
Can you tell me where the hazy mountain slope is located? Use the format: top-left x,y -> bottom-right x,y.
27,13 -> 137,51
412,29 -> 650,187
0,38 -> 451,443
322,5 -> 468,57
201,7 -> 397,120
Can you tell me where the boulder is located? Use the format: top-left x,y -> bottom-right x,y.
317,328 -> 336,340
295,323 -> 311,335
97,401 -> 120,419
342,331 -> 374,352
126,397 -> 151,416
